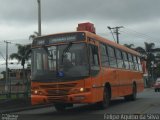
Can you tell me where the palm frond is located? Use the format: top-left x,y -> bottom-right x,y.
10,53 -> 22,61
135,47 -> 146,54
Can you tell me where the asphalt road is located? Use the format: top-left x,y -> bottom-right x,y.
6,88 -> 160,120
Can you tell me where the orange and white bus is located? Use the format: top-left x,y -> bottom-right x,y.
31,23 -> 144,111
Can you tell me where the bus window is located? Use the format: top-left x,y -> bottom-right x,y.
122,52 -> 129,69
128,53 -> 134,70
100,43 -> 109,67
133,56 -> 138,71
107,46 -> 117,68
48,46 -> 57,71
115,49 -> 123,68
36,52 -> 43,70
137,57 -> 142,72
90,45 -> 100,76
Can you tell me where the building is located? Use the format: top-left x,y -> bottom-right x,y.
0,74 -> 4,80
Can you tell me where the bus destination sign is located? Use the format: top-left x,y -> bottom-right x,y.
32,32 -> 85,46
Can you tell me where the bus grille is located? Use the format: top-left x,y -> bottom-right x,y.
40,83 -> 77,102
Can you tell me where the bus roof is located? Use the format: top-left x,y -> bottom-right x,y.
84,31 -> 140,56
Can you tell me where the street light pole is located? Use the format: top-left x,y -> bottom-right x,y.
4,40 -> 11,98
37,0 -> 41,36
107,26 -> 123,44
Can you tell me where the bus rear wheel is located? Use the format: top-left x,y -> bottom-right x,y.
125,84 -> 137,101
54,103 -> 66,112
96,87 -> 110,109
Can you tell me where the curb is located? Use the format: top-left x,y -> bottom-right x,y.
144,88 -> 153,91
1,103 -> 54,114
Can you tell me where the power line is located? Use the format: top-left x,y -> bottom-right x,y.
121,29 -> 160,44
107,27 -> 116,42
0,51 -> 5,60
123,27 -> 160,43
125,27 -> 159,40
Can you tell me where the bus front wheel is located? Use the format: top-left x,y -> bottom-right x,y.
96,87 -> 110,109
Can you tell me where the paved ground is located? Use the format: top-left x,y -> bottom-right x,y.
2,88 -> 160,120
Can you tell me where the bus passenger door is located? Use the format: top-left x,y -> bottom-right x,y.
113,69 -> 119,97
89,44 -> 103,102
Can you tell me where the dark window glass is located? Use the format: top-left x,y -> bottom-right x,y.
107,46 -> 117,68
115,49 -> 122,59
115,49 -> 124,68
122,52 -> 128,61
133,56 -> 138,71
108,46 -> 115,57
128,54 -> 133,62
100,44 -> 109,67
128,53 -> 134,70
137,57 -> 142,71
122,52 -> 129,69
90,45 -> 100,76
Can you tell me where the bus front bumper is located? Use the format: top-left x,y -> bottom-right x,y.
31,92 -> 93,105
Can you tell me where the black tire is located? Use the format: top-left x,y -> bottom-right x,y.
96,87 -> 110,109
54,103 -> 66,112
155,89 -> 157,92
125,84 -> 137,101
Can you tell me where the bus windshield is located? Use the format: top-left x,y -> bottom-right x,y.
32,43 -> 89,82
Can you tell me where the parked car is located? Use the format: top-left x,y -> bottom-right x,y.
154,78 -> 160,92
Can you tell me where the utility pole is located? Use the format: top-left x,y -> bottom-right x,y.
4,40 -> 11,98
107,26 -> 123,44
37,0 -> 41,36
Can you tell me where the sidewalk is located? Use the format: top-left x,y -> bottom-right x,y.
0,98 -> 30,112
0,98 -> 53,113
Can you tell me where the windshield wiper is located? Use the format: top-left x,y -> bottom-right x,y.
61,42 -> 73,63
42,45 -> 53,59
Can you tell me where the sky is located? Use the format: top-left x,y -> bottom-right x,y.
0,0 -> 160,72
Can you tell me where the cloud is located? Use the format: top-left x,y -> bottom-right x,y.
0,0 -> 160,65
0,0 -> 160,24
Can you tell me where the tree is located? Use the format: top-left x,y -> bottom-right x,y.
124,44 -> 134,49
135,42 -> 160,86
29,32 -> 39,40
155,64 -> 160,78
135,42 -> 158,69
10,44 -> 31,83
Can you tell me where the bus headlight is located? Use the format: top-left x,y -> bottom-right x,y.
70,88 -> 90,94
32,87 -> 45,95
34,90 -> 38,94
80,88 -> 84,92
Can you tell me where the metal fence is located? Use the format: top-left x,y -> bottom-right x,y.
0,80 -> 30,100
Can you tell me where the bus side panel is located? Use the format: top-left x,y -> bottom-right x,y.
118,70 -> 144,97
117,70 -> 132,96
91,69 -> 104,103
102,68 -> 119,98
130,72 -> 144,93
136,73 -> 144,93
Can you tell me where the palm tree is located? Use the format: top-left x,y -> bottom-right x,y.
135,42 -> 158,68
135,42 -> 160,86
124,44 -> 135,49
10,44 -> 31,84
29,32 -> 39,40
